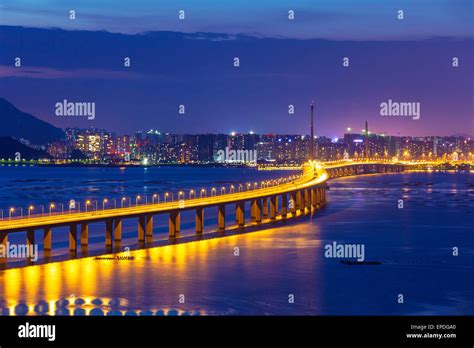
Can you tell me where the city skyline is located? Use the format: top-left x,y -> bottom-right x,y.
41,126 -> 472,164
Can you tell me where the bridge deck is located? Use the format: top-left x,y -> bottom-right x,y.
0,168 -> 328,233
0,160 -> 438,234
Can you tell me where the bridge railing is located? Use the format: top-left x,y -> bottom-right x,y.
0,170 -> 312,222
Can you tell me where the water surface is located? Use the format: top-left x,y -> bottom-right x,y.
0,168 -> 472,315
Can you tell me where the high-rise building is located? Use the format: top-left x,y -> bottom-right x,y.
197,134 -> 215,162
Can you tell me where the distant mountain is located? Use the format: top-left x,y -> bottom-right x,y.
0,136 -> 50,160
0,98 -> 64,145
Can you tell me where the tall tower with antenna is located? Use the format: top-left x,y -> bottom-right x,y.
310,102 -> 314,160
365,121 -> 369,161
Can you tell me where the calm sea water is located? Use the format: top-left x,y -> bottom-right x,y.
0,166 -> 473,315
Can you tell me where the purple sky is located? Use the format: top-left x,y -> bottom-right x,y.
0,1 -> 472,137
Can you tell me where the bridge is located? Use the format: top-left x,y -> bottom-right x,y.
0,160 -> 452,260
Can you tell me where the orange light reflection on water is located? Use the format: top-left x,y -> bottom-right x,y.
0,226 -> 319,315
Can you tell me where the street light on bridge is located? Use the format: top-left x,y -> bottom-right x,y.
103,198 -> 108,210
49,203 -> 55,216
9,207 -> 14,220
28,205 -> 34,219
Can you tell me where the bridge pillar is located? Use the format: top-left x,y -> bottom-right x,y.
270,196 -> 277,220
235,203 -> 239,223
299,191 -> 305,213
254,199 -> 262,223
105,219 -> 113,247
262,197 -> 269,218
321,188 -> 326,205
26,229 -> 35,253
0,232 -> 7,263
114,219 -> 122,242
169,211 -> 180,237
218,205 -> 225,230
0,232 -> 7,247
290,192 -> 297,216
304,189 -> 311,211
43,227 -> 52,251
236,202 -> 245,227
316,188 -> 322,206
138,216 -> 146,242
311,188 -> 317,208
196,208 -> 204,233
0,232 -> 7,258
80,223 -> 88,246
69,224 -> 77,252
281,194 -> 288,219
146,215 -> 153,241
295,191 -> 302,212
25,228 -> 35,261
250,199 -> 257,222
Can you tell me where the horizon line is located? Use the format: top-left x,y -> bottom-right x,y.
2,25 -> 473,42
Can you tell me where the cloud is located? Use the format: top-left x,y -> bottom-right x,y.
0,65 -> 145,80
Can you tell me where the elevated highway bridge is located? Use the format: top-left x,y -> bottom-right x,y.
0,160 -> 463,260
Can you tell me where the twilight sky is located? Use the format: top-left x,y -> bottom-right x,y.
0,0 -> 473,136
